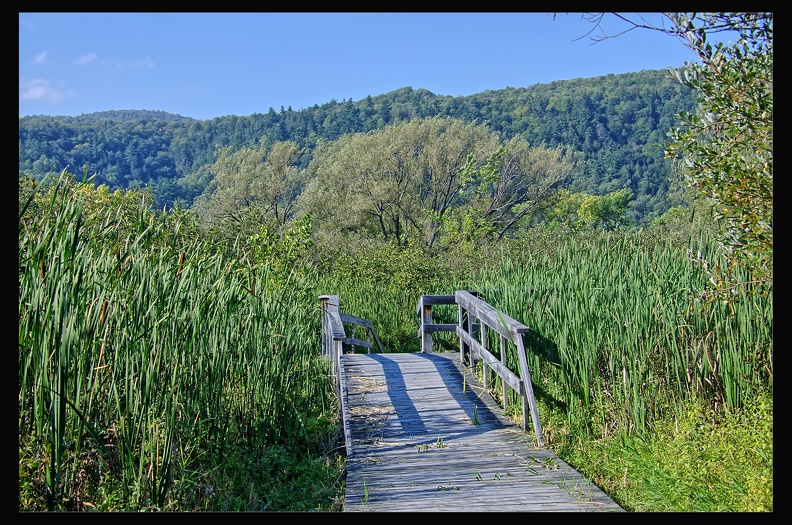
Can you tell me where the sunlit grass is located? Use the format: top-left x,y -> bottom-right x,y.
18,173 -> 342,511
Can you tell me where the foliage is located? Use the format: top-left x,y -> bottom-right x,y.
19,69 -> 697,221
299,116 -> 577,252
193,140 -> 305,241
535,187 -> 633,231
664,12 -> 773,303
444,138 -> 581,245
18,172 -> 341,511
247,213 -> 315,292
645,199 -> 718,249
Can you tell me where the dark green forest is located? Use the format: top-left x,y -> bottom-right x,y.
19,68 -> 696,226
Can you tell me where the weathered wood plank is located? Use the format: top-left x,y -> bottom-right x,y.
416,294 -> 457,310
340,312 -> 373,328
344,337 -> 373,349
342,352 -> 623,512
422,323 -> 458,333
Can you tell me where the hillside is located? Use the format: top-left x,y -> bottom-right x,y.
19,68 -> 697,225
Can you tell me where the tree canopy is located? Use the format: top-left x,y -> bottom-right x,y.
297,117 -> 578,252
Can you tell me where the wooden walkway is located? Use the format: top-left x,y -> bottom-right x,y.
341,351 -> 624,512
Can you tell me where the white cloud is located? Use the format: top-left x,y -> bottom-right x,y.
111,55 -> 155,69
33,50 -> 48,64
19,78 -> 73,104
75,53 -> 97,66
133,56 -> 155,68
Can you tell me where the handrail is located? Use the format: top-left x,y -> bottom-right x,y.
340,312 -> 384,354
415,294 -> 458,353
416,291 -> 545,447
319,295 -> 383,456
319,295 -> 352,455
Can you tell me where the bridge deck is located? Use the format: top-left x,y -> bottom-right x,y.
341,351 -> 624,512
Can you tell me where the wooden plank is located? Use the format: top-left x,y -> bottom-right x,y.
417,294 -> 457,307
345,337 -> 373,349
341,312 -> 373,328
423,323 -> 458,333
341,352 -> 622,512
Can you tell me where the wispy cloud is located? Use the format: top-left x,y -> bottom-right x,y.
19,78 -> 74,104
109,55 -> 155,69
33,50 -> 48,64
75,53 -> 98,66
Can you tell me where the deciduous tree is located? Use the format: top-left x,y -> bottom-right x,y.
193,140 -> 305,241
581,12 -> 772,301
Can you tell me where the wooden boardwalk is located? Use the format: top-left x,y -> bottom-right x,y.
341,351 -> 624,512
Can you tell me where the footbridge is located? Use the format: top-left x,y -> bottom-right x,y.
319,292 -> 624,512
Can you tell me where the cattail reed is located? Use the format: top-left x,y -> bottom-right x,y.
19,173 -> 335,510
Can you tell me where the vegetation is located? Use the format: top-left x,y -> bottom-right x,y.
19,173 -> 344,511
296,116 -> 579,252
665,13 -> 773,302
19,68 -> 698,224
19,171 -> 772,512
471,227 -> 771,511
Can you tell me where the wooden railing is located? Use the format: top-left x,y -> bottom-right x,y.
321,292 -> 544,452
416,290 -> 545,447
319,295 -> 383,456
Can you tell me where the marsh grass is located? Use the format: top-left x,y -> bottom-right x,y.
19,173 -> 342,511
471,232 -> 771,435
467,230 -> 772,511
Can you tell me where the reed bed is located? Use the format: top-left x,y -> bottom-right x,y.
19,174 -> 339,511
471,230 -> 772,437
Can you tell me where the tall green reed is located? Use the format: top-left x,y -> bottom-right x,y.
19,174 -> 336,510
471,229 -> 771,438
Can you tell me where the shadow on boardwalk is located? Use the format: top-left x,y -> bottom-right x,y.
341,351 -> 624,512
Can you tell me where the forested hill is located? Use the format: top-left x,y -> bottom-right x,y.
69,109 -> 197,123
19,68 -> 697,225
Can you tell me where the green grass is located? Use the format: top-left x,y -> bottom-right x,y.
553,389 -> 773,512
18,173 -> 343,511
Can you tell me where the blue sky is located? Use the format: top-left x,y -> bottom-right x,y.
19,12 -> 702,121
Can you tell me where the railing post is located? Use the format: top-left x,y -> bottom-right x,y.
458,303 -> 468,365
319,294 -> 345,390
458,290 -> 478,367
514,332 -> 544,447
320,295 -> 330,359
467,308 -> 476,368
500,334 -> 508,412
420,296 -> 434,353
481,323 -> 489,390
